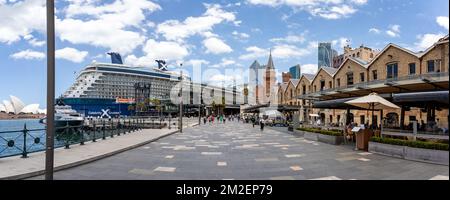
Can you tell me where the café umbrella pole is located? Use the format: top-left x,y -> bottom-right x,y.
345,93 -> 400,151
45,0 -> 56,180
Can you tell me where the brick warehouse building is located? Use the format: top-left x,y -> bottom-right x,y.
277,35 -> 449,130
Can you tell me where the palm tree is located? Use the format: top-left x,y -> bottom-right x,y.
128,105 -> 135,116
150,98 -> 162,116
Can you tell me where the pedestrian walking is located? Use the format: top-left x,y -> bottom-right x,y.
260,119 -> 265,131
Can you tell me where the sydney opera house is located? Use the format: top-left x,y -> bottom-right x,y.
0,95 -> 45,115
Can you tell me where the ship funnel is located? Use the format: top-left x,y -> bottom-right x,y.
107,52 -> 123,64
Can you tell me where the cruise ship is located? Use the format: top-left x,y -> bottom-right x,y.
64,53 -> 188,100
62,53 -> 242,117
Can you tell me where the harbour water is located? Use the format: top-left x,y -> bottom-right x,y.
0,119 -> 45,132
0,119 -> 48,158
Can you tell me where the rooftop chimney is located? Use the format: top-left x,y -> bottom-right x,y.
107,52 -> 123,64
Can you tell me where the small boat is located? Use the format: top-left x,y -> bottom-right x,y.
39,105 -> 85,128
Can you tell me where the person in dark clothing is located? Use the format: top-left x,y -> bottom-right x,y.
260,119 -> 265,131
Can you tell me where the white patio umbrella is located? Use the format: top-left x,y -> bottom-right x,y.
345,93 -> 400,151
345,93 -> 400,129
345,93 -> 400,110
261,110 -> 282,118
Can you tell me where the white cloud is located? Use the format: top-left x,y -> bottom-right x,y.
301,64 -> 319,74
125,39 -> 189,66
10,49 -> 45,60
239,46 -> 269,60
239,44 -> 313,60
208,74 -> 242,86
211,58 -> 237,68
386,24 -> 400,37
390,24 -> 400,32
332,37 -> 351,50
316,5 -> 357,19
415,33 -> 446,50
186,59 -> 210,67
56,0 -> 161,54
270,33 -> 306,44
57,18 -> 146,54
272,44 -> 311,58
386,30 -> 398,37
0,0 -> 161,54
369,28 -> 380,34
23,34 -> 45,47
203,37 -> 233,54
436,16 -> 449,30
28,38 -> 45,47
56,47 -> 89,63
350,0 -> 368,5
156,4 -> 237,42
0,0 -> 46,44
65,0 -> 161,19
246,0 -> 367,19
232,31 -> 250,40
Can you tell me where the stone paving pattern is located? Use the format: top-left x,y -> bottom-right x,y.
30,120 -> 449,180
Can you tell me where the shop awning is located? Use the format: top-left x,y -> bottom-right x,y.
393,91 -> 449,105
313,97 -> 363,109
313,91 -> 449,109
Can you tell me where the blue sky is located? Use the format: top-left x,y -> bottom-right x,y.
0,0 -> 448,108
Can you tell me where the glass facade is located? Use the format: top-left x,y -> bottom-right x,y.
318,43 -> 333,68
289,65 -> 301,79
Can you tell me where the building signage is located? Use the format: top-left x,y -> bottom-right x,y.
88,109 -> 121,118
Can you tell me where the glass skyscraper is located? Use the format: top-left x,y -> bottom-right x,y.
289,64 -> 301,79
318,43 -> 333,68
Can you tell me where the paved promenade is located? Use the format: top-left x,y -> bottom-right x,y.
1,119 -> 198,180
29,120 -> 449,180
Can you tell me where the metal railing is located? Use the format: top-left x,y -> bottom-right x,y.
0,118 -> 147,159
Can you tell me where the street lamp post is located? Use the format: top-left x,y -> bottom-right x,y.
198,87 -> 202,126
45,0 -> 56,180
198,104 -> 201,125
179,69 -> 183,133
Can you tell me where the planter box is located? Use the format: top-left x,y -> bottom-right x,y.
369,142 -> 449,166
318,134 -> 344,145
304,132 -> 318,141
405,146 -> 449,165
293,130 -> 305,137
368,142 -> 405,159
